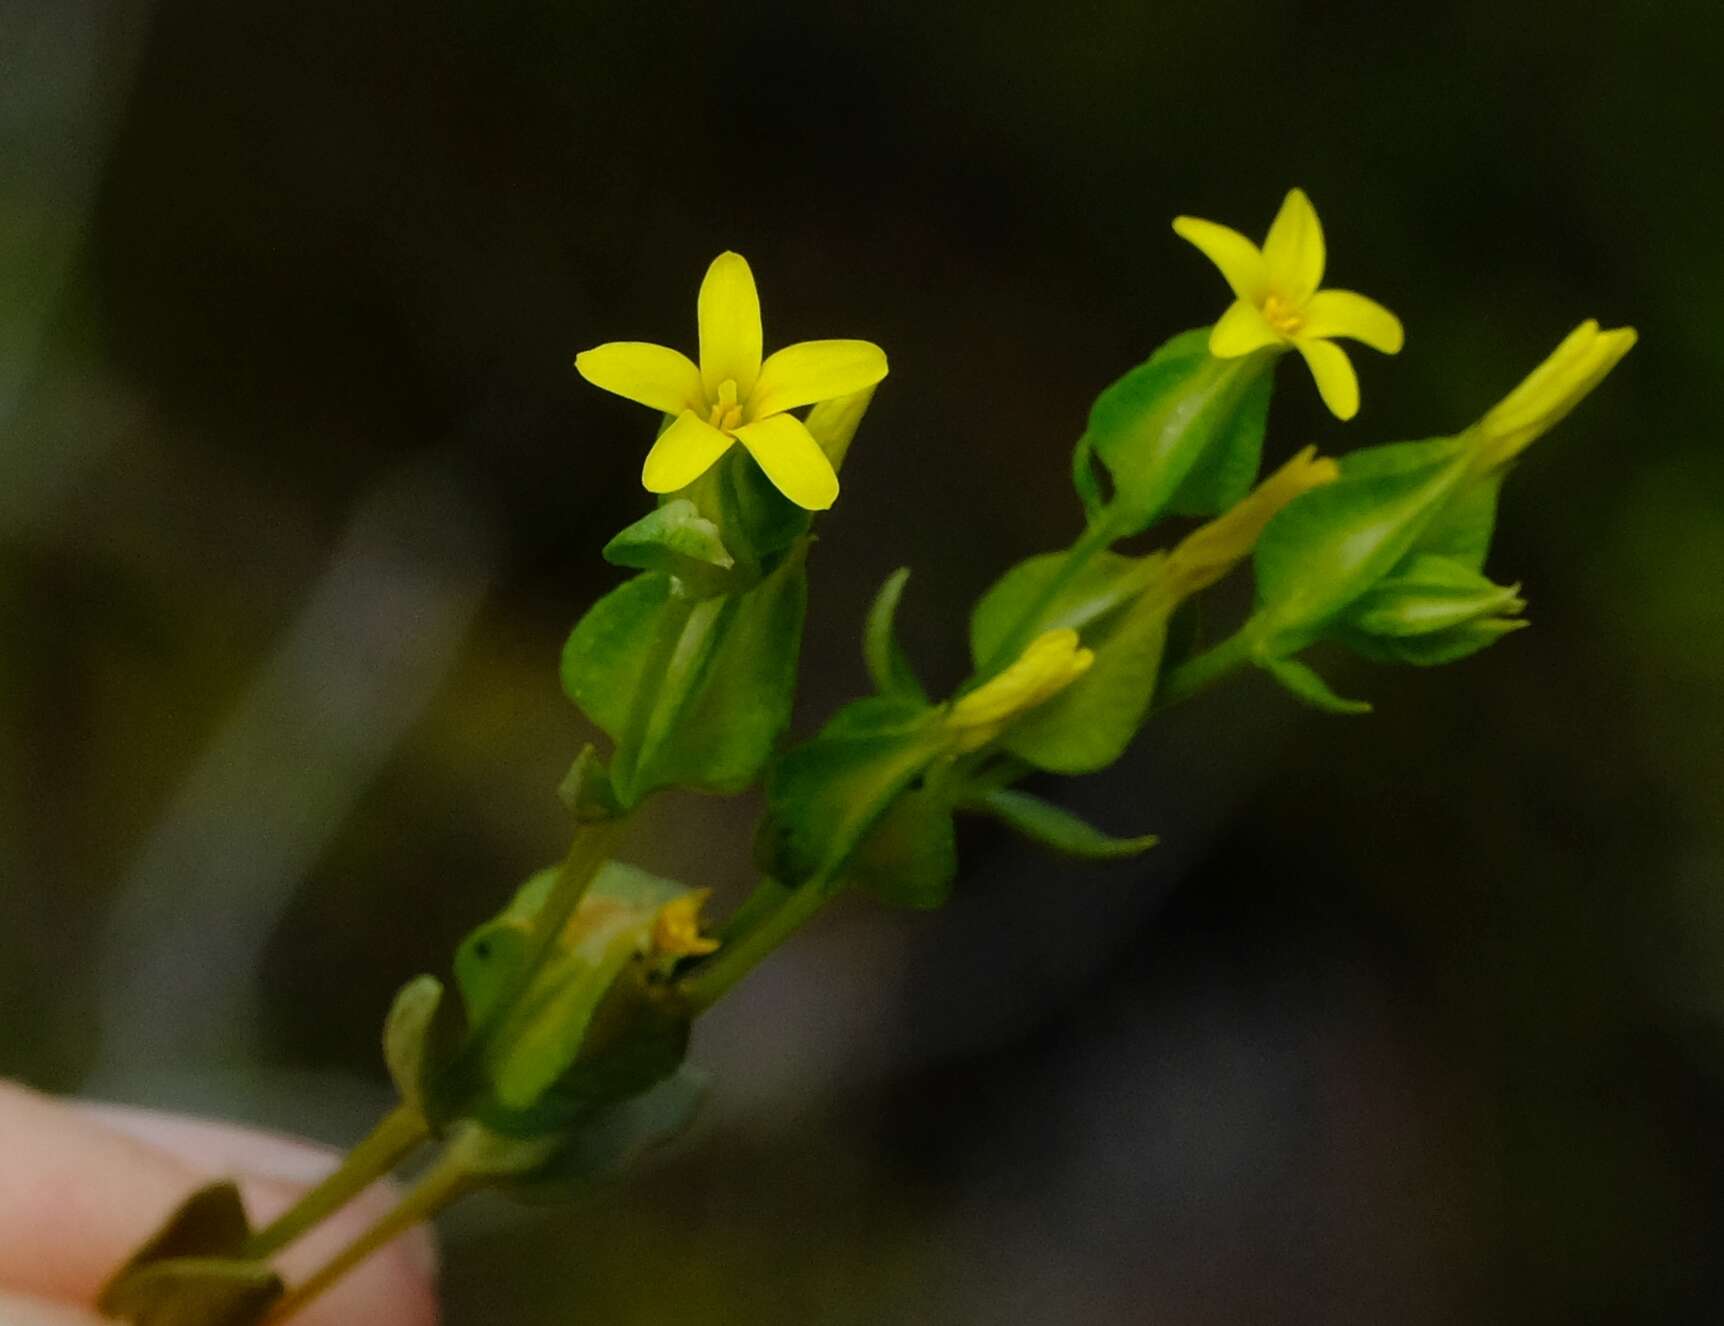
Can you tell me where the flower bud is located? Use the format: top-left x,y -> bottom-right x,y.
946,629 -> 1095,752
1472,320 -> 1636,473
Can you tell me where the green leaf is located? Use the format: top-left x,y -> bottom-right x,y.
967,788 -> 1157,859
969,548 -> 1154,676
1407,470 -> 1504,572
1260,655 -> 1373,714
1080,330 -> 1275,535
863,567 -> 927,701
849,787 -> 957,909
1003,588 -> 1173,775
561,571 -> 674,742
100,1258 -> 282,1326
1252,438 -> 1472,652
602,499 -> 736,595
761,697 -> 947,888
629,542 -> 808,798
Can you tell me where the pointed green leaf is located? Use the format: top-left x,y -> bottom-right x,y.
761,697 -> 947,888
1252,438 -> 1472,652
863,567 -> 927,701
561,571 -> 675,741
970,548 -> 1155,676
1080,329 -> 1275,535
383,975 -> 464,1122
101,1257 -> 281,1326
967,788 -> 1158,859
1260,655 -> 1373,714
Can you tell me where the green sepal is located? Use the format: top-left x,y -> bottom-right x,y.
965,787 -> 1158,860
98,1181 -> 281,1326
1344,555 -> 1525,639
1078,330 -> 1275,536
1252,437 -> 1472,653
805,385 -> 877,472
603,499 -> 737,596
760,696 -> 948,889
557,744 -> 623,821
849,786 -> 957,909
1343,615 -> 1528,667
1259,654 -> 1373,715
383,974 -> 465,1125
863,567 -> 927,702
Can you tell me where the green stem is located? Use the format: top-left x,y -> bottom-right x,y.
242,1104 -> 428,1260
677,875 -> 840,1014
1155,624 -> 1257,710
264,1144 -> 476,1324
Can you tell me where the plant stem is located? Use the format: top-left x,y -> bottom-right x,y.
264,1145 -> 475,1324
1155,625 -> 1256,710
242,1104 -> 429,1259
676,875 -> 839,1014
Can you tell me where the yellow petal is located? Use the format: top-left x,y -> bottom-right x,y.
730,412 -> 840,510
1261,188 -> 1325,304
1167,445 -> 1340,596
1473,321 -> 1637,470
574,342 -> 704,414
750,339 -> 889,420
1171,216 -> 1268,303
698,251 -> 763,400
641,409 -> 735,493
1294,337 -> 1360,420
1301,290 -> 1404,354
1209,298 -> 1284,358
652,890 -> 720,957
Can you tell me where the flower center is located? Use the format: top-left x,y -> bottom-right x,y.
1261,292 -> 1305,336
706,379 -> 745,432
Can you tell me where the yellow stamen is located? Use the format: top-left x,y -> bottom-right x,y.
706,378 -> 745,432
1261,292 -> 1304,336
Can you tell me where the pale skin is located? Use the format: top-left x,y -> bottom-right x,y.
0,1082 -> 437,1326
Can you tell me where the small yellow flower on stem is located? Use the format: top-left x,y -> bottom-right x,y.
1173,189 -> 1403,421
650,889 -> 720,958
575,252 -> 889,511
947,629 -> 1096,753
1471,319 -> 1637,473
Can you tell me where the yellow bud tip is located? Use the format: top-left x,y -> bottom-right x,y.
1475,320 -> 1637,469
652,890 -> 720,958
947,629 -> 1095,752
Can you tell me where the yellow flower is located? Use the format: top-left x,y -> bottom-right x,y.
1173,188 -> 1404,421
1471,320 -> 1637,472
947,629 -> 1096,753
575,252 -> 888,511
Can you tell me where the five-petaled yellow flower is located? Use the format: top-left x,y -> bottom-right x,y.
1173,188 -> 1404,422
575,252 -> 888,511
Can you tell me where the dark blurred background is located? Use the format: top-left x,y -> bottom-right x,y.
3,1 -> 1722,1322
